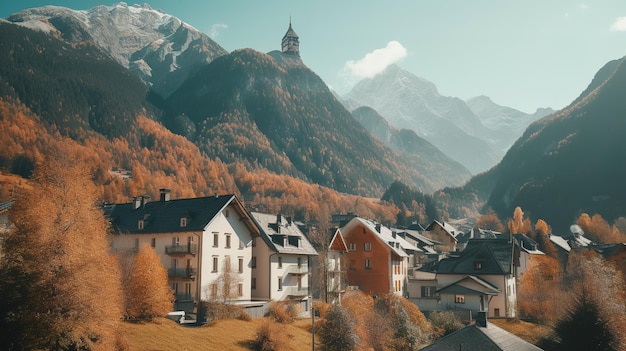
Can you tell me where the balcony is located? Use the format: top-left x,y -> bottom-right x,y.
165,244 -> 197,256
286,265 -> 309,275
174,293 -> 194,302
285,286 -> 309,296
168,268 -> 197,279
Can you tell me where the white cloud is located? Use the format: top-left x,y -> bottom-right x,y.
209,23 -> 228,39
611,17 -> 626,31
343,41 -> 407,81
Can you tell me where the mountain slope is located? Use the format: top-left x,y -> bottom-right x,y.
467,96 -> 554,153
482,56 -> 626,231
344,64 -> 500,174
351,106 -> 471,187
167,49 -> 446,196
6,2 -> 227,97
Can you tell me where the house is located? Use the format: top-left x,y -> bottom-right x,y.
407,270 -> 440,311
422,220 -> 459,252
394,228 -> 440,269
456,227 -> 503,251
420,312 -> 544,350
249,212 -> 317,312
326,228 -> 349,304
512,234 -> 544,278
106,189 -> 260,314
341,217 -> 420,296
435,238 -> 520,318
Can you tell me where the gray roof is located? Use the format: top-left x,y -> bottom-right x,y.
437,239 -> 517,275
342,217 -> 421,258
105,194 -> 259,235
250,212 -> 317,256
437,275 -> 500,296
420,322 -> 543,351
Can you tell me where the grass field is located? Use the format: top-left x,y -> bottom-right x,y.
120,317 -> 315,351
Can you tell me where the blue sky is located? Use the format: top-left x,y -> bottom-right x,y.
2,1 -> 626,113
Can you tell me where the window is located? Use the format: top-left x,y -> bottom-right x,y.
251,278 -> 257,290
172,282 -> 179,294
474,261 -> 483,270
365,259 -> 372,269
238,258 -> 244,273
180,217 -> 187,227
184,283 -> 191,296
421,286 -> 437,298
238,283 -> 243,297
395,280 -> 401,292
138,220 -> 144,230
349,243 -> 356,251
225,234 -> 231,248
210,284 -> 217,298
455,294 -> 465,304
494,308 -> 500,317
278,256 -> 283,269
213,232 -> 219,247
278,277 -> 283,291
251,256 -> 257,269
212,257 -> 218,272
151,238 -> 156,248
364,242 -> 372,251
172,237 -> 180,246
297,275 -> 302,289
297,257 -> 302,268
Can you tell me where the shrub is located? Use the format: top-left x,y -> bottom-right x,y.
429,311 -> 464,339
254,320 -> 289,351
318,305 -> 358,351
269,301 -> 298,324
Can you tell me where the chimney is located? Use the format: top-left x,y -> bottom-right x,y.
133,196 -> 142,210
375,223 -> 381,233
159,188 -> 171,202
476,311 -> 488,328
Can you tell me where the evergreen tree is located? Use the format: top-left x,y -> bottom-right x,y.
0,152 -> 123,350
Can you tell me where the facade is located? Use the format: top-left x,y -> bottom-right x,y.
281,19 -> 299,56
435,238 -> 520,318
327,228 -> 349,304
423,220 -> 459,252
341,217 -> 420,296
106,190 -> 260,313
250,212 -> 317,311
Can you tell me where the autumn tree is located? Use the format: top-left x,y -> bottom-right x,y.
123,243 -> 173,321
507,206 -> 532,234
517,255 -> 561,323
553,252 -> 626,351
0,152 -> 123,350
533,219 -> 557,258
475,209 -> 505,232
318,304 -> 358,351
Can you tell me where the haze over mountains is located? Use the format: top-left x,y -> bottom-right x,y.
344,64 -> 554,174
2,2 -> 626,233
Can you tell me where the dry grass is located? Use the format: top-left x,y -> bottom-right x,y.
490,319 -> 553,345
119,317 -> 315,351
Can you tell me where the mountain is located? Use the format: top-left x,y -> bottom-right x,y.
351,106 -> 471,187
344,64 -> 550,175
436,56 -> 626,232
5,2 -> 227,97
466,95 -> 554,153
166,48 -> 451,196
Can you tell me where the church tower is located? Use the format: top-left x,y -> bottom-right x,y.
281,18 -> 300,56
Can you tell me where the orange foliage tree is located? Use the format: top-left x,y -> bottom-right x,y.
0,152 -> 123,350
507,206 -> 532,235
123,244 -> 173,321
475,209 -> 505,232
517,255 -> 561,323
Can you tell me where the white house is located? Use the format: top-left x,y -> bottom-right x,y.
250,212 -> 317,312
106,189 -> 260,314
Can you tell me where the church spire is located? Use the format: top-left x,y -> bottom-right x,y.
281,18 -> 300,56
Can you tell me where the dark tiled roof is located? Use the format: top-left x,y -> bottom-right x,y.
420,323 -> 544,351
437,239 -> 516,275
250,212 -> 317,255
106,194 -> 256,234
437,275 -> 500,296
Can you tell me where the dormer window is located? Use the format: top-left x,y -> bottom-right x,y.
474,261 -> 483,270
138,220 -> 144,230
180,217 -> 187,227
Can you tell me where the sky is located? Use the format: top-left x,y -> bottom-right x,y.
2,1 -> 626,113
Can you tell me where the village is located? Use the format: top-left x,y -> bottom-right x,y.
100,189 -> 625,331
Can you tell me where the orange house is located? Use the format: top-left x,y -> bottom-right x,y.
341,217 -> 420,296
